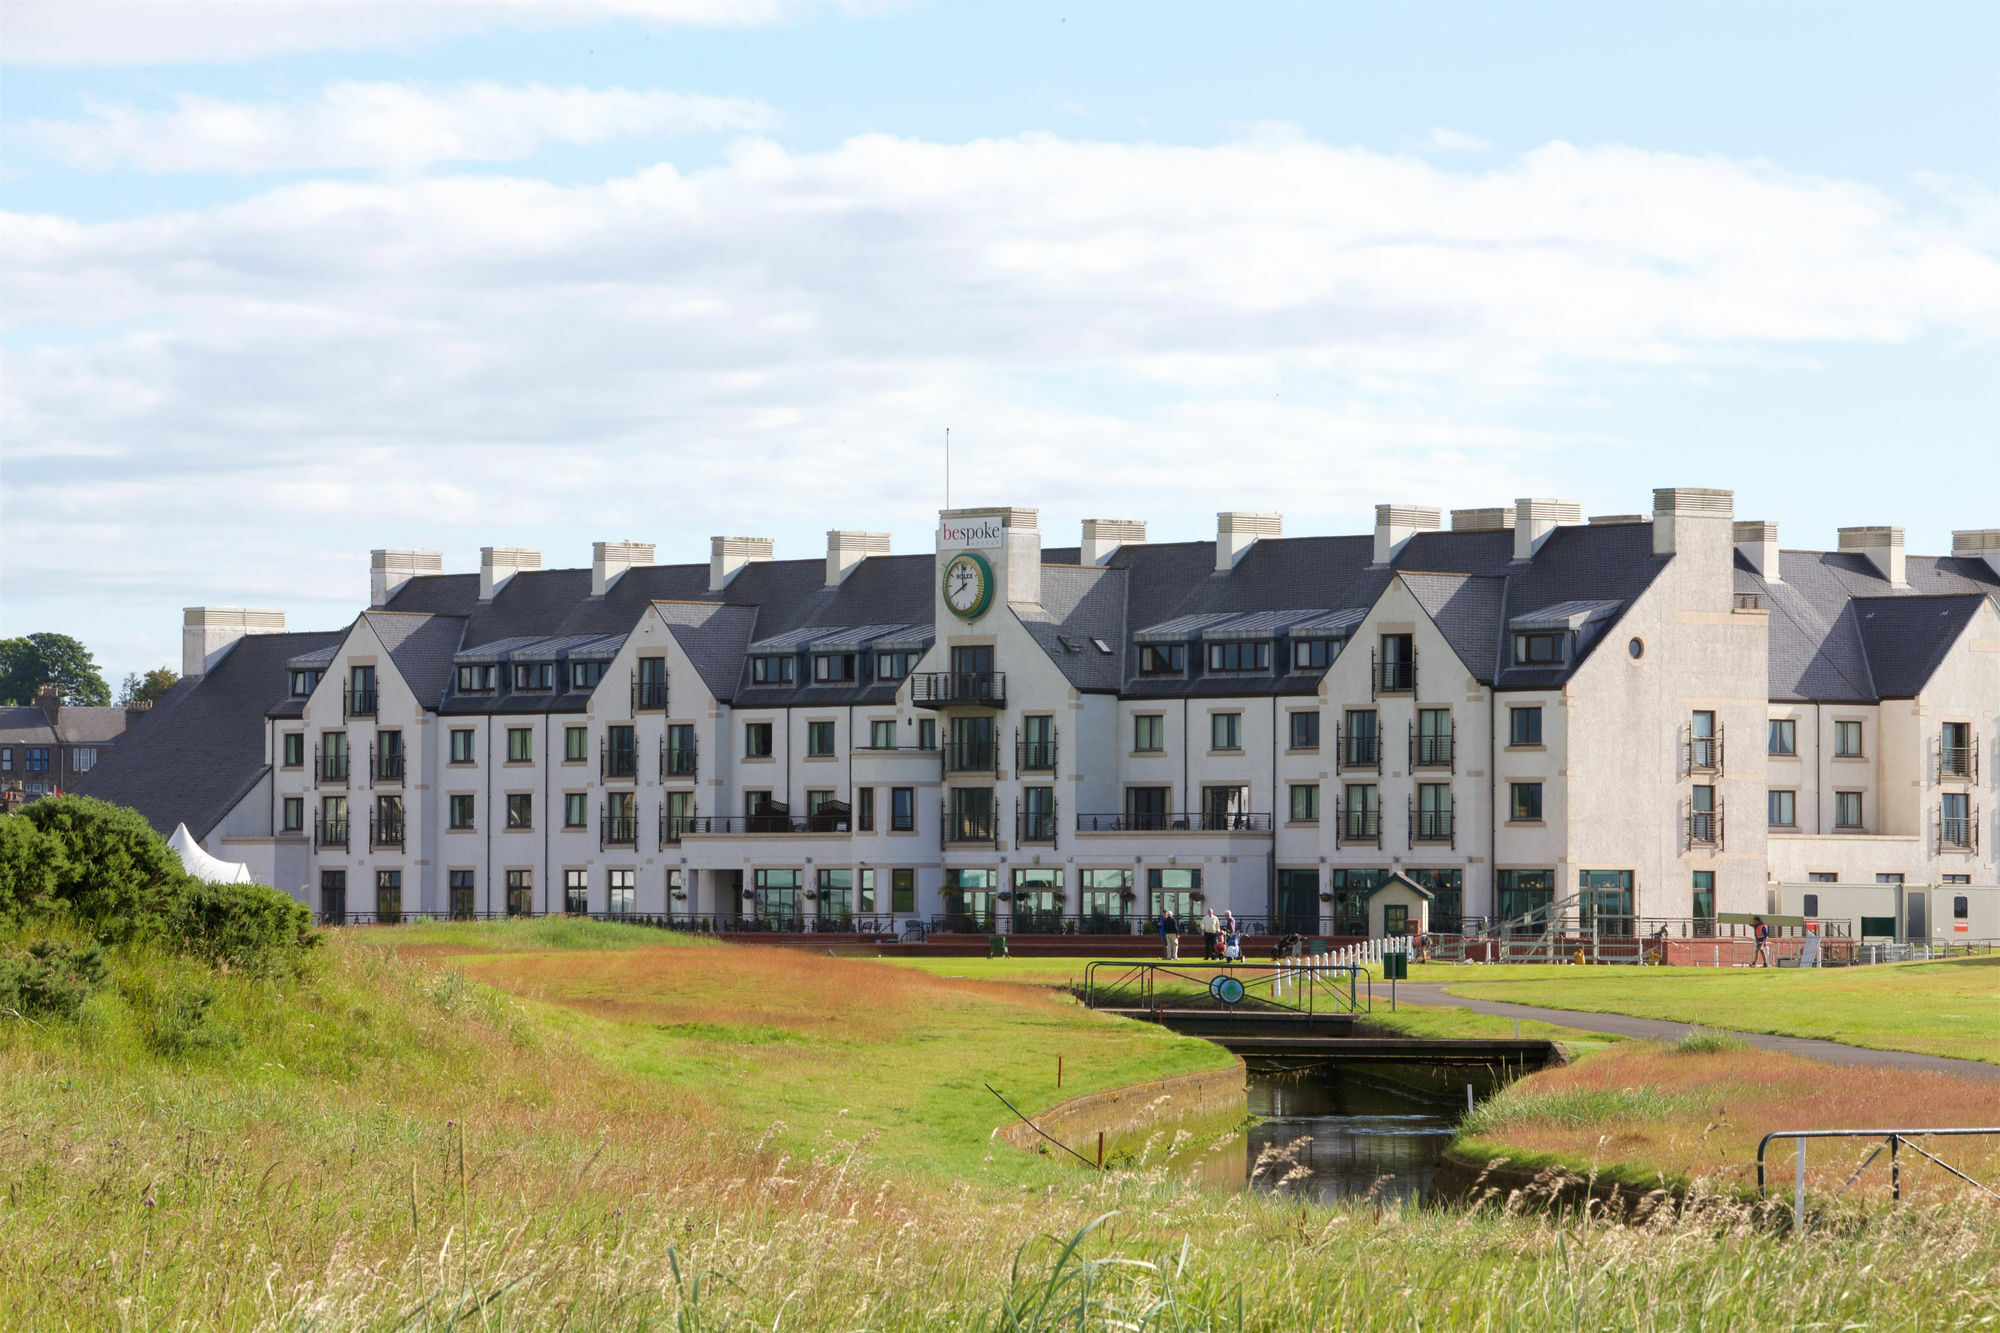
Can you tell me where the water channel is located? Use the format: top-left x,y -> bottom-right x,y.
1186,1066 -> 1474,1205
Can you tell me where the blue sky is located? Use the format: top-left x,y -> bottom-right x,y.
2,1 -> 1996,687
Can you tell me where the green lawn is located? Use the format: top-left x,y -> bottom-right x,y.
1443,956 -> 2000,1064
1356,1001 -> 1625,1052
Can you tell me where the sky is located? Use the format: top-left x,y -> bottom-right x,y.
2,0 -> 1996,689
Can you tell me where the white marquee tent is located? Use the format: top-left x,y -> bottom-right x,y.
167,823 -> 254,884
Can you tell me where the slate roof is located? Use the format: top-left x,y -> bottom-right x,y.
0,707 -> 57,744
52,706 -> 135,744
71,629 -> 344,840
1738,551 -> 2000,702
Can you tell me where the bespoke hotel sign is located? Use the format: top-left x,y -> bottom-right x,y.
938,518 -> 1005,550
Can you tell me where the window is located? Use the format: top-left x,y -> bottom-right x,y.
1293,638 -> 1335,671
565,726 -> 587,762
1341,784 -> 1379,840
1416,783 -> 1452,840
806,790 -> 838,818
507,727 -> 533,763
564,869 -> 589,916
514,662 -> 555,692
1509,782 -> 1543,822
1807,872 -> 1838,883
813,654 -> 856,683
506,794 -> 533,830
858,787 -> 875,832
1690,711 -> 1717,769
1627,638 -> 1644,660
565,793 -> 587,828
321,731 -> 348,780
807,721 -> 836,756
377,870 -> 403,922
70,748 -> 95,773
1803,892 -> 1819,917
869,719 -> 898,749
876,651 -> 916,680
1834,720 -> 1863,758
1875,873 -> 1904,885
282,796 -> 304,832
290,668 -> 322,697
1941,791 -> 1971,846
1834,791 -> 1863,829
1289,711 -> 1320,750
1768,718 -> 1797,756
1378,633 -> 1414,690
449,869 -> 476,919
1134,714 -> 1165,752
1692,871 -> 1715,921
1768,790 -> 1796,827
1415,709 -> 1452,766
24,747 -> 48,773
917,718 -> 936,750
1125,787 -> 1170,828
636,657 -> 666,708
450,729 -> 475,764
1137,644 -> 1186,676
949,645 -> 994,674
1022,786 -> 1056,840
1207,640 -> 1270,672
1288,783 -> 1319,823
282,733 -> 304,767
1690,784 -> 1716,842
1508,706 -> 1542,746
1941,721 -> 1973,777
1955,895 -> 1971,919
450,794 -> 475,830
608,869 -> 636,918
456,664 -> 497,694
569,660 -> 606,691
1513,632 -> 1565,666
1210,712 -> 1242,751
665,790 -> 694,837
891,787 -> 915,832
505,869 -> 533,917
745,722 -> 773,758
0,749 -> 9,771
1343,709 -> 1379,766
751,655 -> 796,685
891,868 -> 916,914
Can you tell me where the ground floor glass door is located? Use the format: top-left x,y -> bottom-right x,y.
1328,869 -> 1382,937
1079,869 -> 1131,934
1579,870 -> 1635,936
1147,868 -> 1201,926
754,869 -> 802,930
944,869 -> 996,931
1406,869 -> 1463,934
376,869 -> 402,924
1275,868 -> 1320,934
1011,868 -> 1064,932
320,870 -> 346,923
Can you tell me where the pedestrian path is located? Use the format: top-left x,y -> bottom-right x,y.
1396,982 -> 2000,1085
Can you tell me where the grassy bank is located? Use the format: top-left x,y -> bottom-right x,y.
1444,955 -> 2000,1063
5,923 -> 2000,1329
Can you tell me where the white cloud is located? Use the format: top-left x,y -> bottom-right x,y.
0,0 -> 784,66
1426,127 -> 1493,153
2,128 -> 1996,681
33,82 -> 780,174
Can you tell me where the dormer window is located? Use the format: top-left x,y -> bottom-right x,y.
876,651 -> 916,680
751,655 -> 795,685
569,660 -> 606,691
289,669 -> 323,697
514,662 -> 555,692
813,653 -> 856,683
456,664 -> 497,694
1293,639 -> 1336,671
1137,644 -> 1187,676
1206,641 -> 1270,673
1512,632 -> 1567,666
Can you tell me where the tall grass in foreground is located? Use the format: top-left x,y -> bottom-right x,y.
1,932 -> 1995,1330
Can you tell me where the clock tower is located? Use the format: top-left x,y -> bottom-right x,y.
934,508 -> 1041,630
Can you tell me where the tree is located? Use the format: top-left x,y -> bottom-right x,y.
0,633 -> 112,708
118,667 -> 180,707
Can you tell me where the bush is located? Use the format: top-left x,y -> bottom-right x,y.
0,817 -> 65,925
180,880 -> 317,974
132,977 -> 239,1058
0,940 -> 109,1022
1672,1028 -> 1747,1054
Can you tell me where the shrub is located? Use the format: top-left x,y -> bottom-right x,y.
133,977 -> 239,1058
1672,1028 -> 1747,1054
0,816 -> 65,925
179,880 -> 317,974
0,940 -> 110,1022
14,796 -> 192,943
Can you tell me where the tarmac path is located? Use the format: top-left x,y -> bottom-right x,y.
1395,981 -> 2000,1085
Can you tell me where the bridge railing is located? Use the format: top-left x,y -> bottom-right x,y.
1081,958 -> 1371,1018
1756,1127 -> 2000,1230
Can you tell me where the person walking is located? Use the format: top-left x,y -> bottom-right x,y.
1750,915 -> 1772,968
1158,909 -> 1179,960
1200,906 -> 1221,960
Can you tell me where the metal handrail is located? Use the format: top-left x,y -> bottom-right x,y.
945,741 -> 999,773
601,736 -> 637,780
1017,735 -> 1058,772
1686,725 -> 1724,774
1410,725 -> 1454,770
1409,800 -> 1454,847
1082,959 -> 1372,1019
344,688 -> 377,719
1371,649 -> 1415,696
314,816 -> 348,849
911,671 -> 1006,707
676,814 -> 852,835
600,813 -> 638,848
1938,740 -> 1977,783
1937,811 -> 1978,854
315,745 -> 349,785
372,746 -> 404,784
1755,1128 -> 2000,1227
1686,801 -> 1724,851
1337,808 -> 1381,848
1337,725 -> 1381,772
1074,811 -> 1273,833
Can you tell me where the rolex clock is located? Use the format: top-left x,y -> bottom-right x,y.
942,551 -> 994,621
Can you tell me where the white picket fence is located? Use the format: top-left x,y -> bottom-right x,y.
1269,939 -> 1407,997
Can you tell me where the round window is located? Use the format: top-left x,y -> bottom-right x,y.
1627,637 -> 1645,660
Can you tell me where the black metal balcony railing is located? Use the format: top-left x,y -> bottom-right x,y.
1337,727 -> 1380,772
1017,736 -> 1058,772
1938,812 -> 1978,853
659,811 -> 694,848
344,688 -> 377,719
370,811 -> 404,849
674,814 -> 853,836
1687,727 -> 1725,775
662,743 -> 698,778
1337,809 -> 1381,848
1939,743 -> 1977,783
1074,811 -> 1274,833
945,741 -> 999,774
1411,728 -> 1454,770
1017,808 -> 1057,843
1686,803 -> 1724,851
372,747 -> 403,785
1410,802 -> 1454,847
911,672 -> 1006,708
315,816 -> 348,850
316,747 -> 349,785
1372,651 -> 1415,696
601,813 -> 638,848
946,816 -> 999,844
633,674 -> 667,712
601,739 -> 637,780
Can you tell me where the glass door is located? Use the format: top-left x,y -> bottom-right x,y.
817,869 -> 853,927
754,869 -> 801,930
943,869 -> 996,932
1579,870 -> 1635,936
1079,869 -> 1131,934
506,869 -> 533,917
1147,868 -> 1201,926
320,870 -> 346,923
375,870 -> 402,924
1010,868 -> 1064,933
1275,868 -> 1320,933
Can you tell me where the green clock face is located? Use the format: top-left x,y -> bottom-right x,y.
942,552 -> 994,621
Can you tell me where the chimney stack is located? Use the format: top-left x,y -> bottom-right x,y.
1734,521 -> 1781,582
479,547 -> 541,601
1450,507 -> 1515,533
1215,512 -> 1281,572
592,541 -> 656,597
825,531 -> 889,587
1651,488 -> 1734,557
370,549 -> 443,609
1513,498 -> 1583,562
1953,529 -> 2000,579
1373,505 -> 1442,564
709,536 -> 773,593
1081,518 -> 1146,566
35,684 -> 59,726
182,606 -> 286,679
1839,526 -> 1907,588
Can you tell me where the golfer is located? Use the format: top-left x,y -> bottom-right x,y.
1200,906 -> 1221,960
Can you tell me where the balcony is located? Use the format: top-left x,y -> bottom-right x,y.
944,808 -> 998,845
662,743 -> 698,779
659,811 -> 693,848
633,674 -> 668,712
1686,728 -> 1724,775
601,813 -> 638,849
314,816 -> 348,850
601,740 -> 637,781
1336,729 -> 1380,773
344,688 -> 377,719
1410,803 -> 1454,847
1017,736 -> 1058,773
911,672 -> 1006,709
1940,743 -> 1978,783
1685,804 -> 1724,851
675,813 -> 852,836
1017,808 -> 1057,844
370,811 -> 404,849
1372,652 -> 1415,696
1410,729 -> 1454,770
945,741 -> 999,774
1939,811 -> 1978,854
372,747 -> 404,785
1336,809 -> 1381,848
1075,811 -> 1273,833
315,749 -> 349,786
